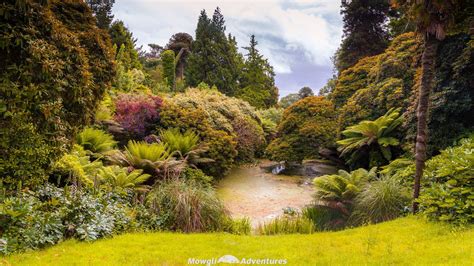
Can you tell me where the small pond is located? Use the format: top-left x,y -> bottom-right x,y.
217,161 -> 314,227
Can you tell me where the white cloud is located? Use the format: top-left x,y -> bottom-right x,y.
113,0 -> 341,73
112,0 -> 342,95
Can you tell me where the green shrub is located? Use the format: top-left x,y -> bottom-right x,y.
0,184 -> 158,254
351,176 -> 410,224
256,107 -> 284,125
179,167 -> 213,187
221,217 -> 252,235
256,215 -> 315,235
147,179 -> 228,232
0,117 -> 52,189
0,0 -> 115,189
303,206 -> 346,231
266,96 -> 337,162
162,89 -> 265,164
419,136 -> 474,224
76,127 -> 117,157
53,145 -> 103,187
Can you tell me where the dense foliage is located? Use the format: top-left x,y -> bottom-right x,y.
0,0 -> 115,189
185,10 -> 277,108
237,35 -> 278,108
267,96 -> 337,162
161,50 -> 176,90
0,184 -> 161,254
419,136 -> 474,224
185,8 -> 241,96
159,88 -> 265,176
113,94 -> 163,139
311,167 -> 409,230
331,32 -> 473,154
335,0 -> 390,72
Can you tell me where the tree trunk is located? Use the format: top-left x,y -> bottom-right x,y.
413,34 -> 438,213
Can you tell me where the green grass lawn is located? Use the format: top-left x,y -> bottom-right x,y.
4,216 -> 473,265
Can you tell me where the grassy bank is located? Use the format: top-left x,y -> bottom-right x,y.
4,217 -> 473,265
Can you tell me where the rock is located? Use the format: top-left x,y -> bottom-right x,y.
302,159 -> 338,177
259,161 -> 285,173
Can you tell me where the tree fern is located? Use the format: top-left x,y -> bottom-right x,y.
76,127 -> 117,156
160,128 -> 213,167
313,167 -> 376,219
337,108 -> 403,168
98,165 -> 150,191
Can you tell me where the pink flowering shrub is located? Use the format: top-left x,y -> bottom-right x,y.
114,94 -> 163,138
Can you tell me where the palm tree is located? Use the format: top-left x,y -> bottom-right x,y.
337,108 -> 403,168
393,0 -> 460,213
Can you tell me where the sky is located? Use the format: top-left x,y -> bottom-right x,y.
113,0 -> 343,97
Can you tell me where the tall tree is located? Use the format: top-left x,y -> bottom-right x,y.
335,0 -> 390,73
298,87 -> 314,98
109,20 -> 141,69
165,33 -> 193,80
238,35 -> 277,108
394,0 -> 463,213
185,8 -> 241,96
161,50 -> 176,90
86,0 -> 115,29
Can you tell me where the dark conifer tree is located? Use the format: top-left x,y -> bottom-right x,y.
109,20 -> 141,69
86,0 -> 115,29
335,0 -> 390,73
238,35 -> 277,108
186,8 -> 241,96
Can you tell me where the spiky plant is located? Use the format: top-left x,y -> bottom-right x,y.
160,128 -> 213,167
76,127 -> 117,156
160,128 -> 199,156
313,168 -> 377,223
98,165 -> 151,191
111,140 -> 184,179
351,176 -> 410,225
337,108 -> 403,168
147,179 -> 228,232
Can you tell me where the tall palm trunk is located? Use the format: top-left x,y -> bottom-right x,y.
413,34 -> 438,213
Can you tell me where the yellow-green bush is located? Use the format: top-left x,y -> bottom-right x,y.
0,0 -> 115,189
334,32 -> 422,129
159,89 -> 265,176
266,96 -> 337,162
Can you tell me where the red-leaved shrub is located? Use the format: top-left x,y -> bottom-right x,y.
114,94 -> 163,138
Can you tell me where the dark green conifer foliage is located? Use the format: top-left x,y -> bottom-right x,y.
161,50 -> 176,90
109,20 -> 142,69
185,8 -> 241,96
335,0 -> 390,72
86,0 -> 114,29
238,35 -> 278,108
